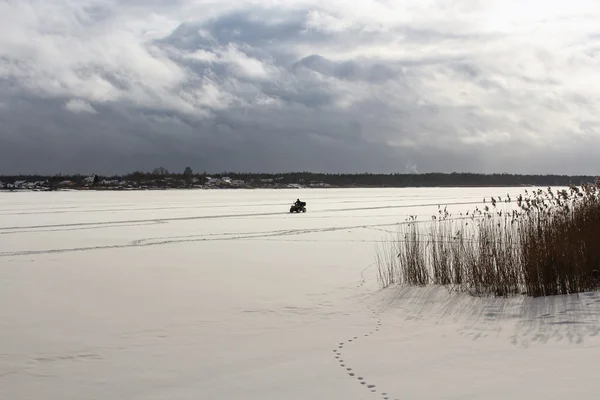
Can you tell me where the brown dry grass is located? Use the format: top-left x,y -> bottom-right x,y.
376,179 -> 600,297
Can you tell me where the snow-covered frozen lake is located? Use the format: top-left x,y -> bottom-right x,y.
1,188 -> 599,400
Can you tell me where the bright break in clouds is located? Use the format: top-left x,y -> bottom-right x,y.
1,0 -> 599,175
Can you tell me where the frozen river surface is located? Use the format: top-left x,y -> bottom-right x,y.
1,188 -> 599,400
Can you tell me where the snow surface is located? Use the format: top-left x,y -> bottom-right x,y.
1,188 -> 599,400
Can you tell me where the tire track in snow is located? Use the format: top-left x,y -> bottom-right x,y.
332,263 -> 398,400
0,211 -> 287,231
0,194 -> 471,215
0,214 -> 483,258
0,220 -> 166,235
0,197 -> 454,216
0,199 -> 487,233
0,221 -> 419,257
0,224 -> 381,257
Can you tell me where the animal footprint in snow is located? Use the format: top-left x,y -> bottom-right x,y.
332,267 -> 393,398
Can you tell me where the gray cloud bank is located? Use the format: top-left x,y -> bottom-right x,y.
1,0 -> 599,175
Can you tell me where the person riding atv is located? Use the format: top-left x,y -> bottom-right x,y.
290,199 -> 307,213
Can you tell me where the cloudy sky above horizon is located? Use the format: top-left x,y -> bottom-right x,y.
1,0 -> 599,175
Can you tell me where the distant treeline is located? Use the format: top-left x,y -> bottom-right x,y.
212,172 -> 598,187
1,169 -> 598,188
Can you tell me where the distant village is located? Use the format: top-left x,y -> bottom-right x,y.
0,169 -> 596,191
0,174 -> 332,191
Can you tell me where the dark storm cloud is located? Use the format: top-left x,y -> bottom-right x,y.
292,55 -> 400,83
0,0 -> 599,175
163,10 -> 313,49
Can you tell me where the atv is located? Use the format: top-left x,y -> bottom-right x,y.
290,201 -> 307,213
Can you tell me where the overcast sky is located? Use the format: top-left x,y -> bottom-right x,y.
1,0 -> 599,175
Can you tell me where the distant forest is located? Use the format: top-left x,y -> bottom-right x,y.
1,168 -> 598,188
204,172 -> 598,187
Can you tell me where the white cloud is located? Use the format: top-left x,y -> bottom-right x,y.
64,99 -> 97,114
186,44 -> 275,80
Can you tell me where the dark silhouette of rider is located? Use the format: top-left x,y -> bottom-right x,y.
295,198 -> 303,207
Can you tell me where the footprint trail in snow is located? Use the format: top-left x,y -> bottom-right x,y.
332,264 -> 399,400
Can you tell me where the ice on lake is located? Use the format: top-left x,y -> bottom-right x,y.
1,188 -> 599,400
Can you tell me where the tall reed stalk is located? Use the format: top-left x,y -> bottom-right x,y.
376,180 -> 600,297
